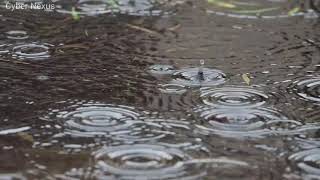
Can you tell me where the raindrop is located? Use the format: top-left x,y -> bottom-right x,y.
171,68 -> 226,87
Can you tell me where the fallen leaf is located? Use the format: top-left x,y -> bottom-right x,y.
242,73 -> 251,85
288,7 -> 300,16
71,7 -> 80,21
17,132 -> 34,143
208,0 -> 236,9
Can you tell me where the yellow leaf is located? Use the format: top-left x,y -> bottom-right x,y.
242,74 -> 251,85
208,0 -> 236,9
17,132 -> 34,143
71,7 -> 80,21
288,7 -> 300,16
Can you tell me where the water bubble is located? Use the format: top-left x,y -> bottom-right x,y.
12,43 -> 53,60
5,30 -> 29,40
171,68 -> 226,87
290,78 -> 320,104
93,144 -> 207,179
148,65 -> 175,75
289,149 -> 320,175
200,87 -> 269,108
194,107 -> 288,138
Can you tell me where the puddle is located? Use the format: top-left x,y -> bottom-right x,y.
1,0 -> 320,179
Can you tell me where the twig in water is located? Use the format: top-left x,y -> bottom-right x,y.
126,23 -> 161,36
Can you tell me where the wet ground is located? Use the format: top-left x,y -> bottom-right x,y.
0,0 -> 320,179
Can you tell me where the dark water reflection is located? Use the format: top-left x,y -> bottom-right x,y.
0,0 -> 320,179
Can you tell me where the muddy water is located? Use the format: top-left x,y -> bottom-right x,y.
0,0 -> 320,179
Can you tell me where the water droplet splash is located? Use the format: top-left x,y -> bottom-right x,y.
171,68 -> 226,87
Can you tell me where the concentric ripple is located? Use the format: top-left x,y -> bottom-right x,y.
0,44 -> 12,55
148,65 -> 176,75
159,84 -> 187,94
290,77 -> 320,104
49,103 -> 191,142
206,0 -> 304,19
54,0 -> 164,16
5,30 -> 29,40
289,149 -> 320,175
171,68 -> 226,87
93,144 -> 206,180
12,43 -> 53,60
200,87 -> 269,108
194,107 -> 288,138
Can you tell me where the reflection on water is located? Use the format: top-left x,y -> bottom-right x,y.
194,107 -> 289,138
54,0 -> 165,16
206,0 -> 308,19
